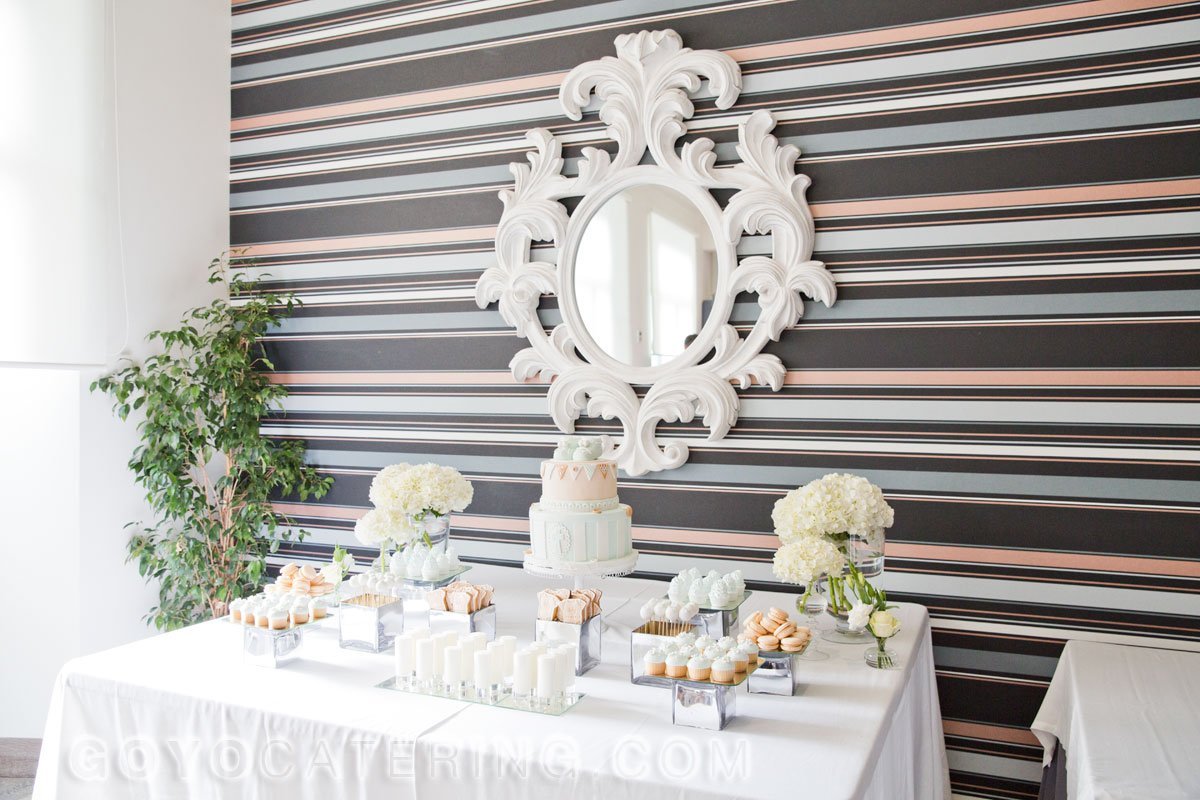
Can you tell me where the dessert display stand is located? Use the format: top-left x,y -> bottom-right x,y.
376,674 -> 586,717
525,550 -> 639,675
669,661 -> 761,731
747,649 -> 806,696
630,621 -> 700,687
395,565 -> 473,632
338,594 -> 405,653
668,590 -> 753,638
243,625 -> 305,668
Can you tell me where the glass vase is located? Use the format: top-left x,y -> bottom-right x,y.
415,514 -> 451,554
864,640 -> 899,669
794,585 -> 830,661
849,527 -> 885,578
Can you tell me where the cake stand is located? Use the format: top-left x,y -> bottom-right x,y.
522,550 -> 639,590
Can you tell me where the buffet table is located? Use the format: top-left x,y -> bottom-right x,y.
1031,640 -> 1200,800
35,565 -> 949,799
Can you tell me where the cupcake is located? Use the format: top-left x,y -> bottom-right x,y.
686,656 -> 712,681
241,602 -> 257,626
694,635 -> 715,651
711,657 -> 735,684
229,598 -> 244,623
676,632 -> 698,647
290,601 -> 310,626
703,645 -> 724,660
717,635 -> 737,651
310,597 -> 328,620
731,650 -> 750,673
643,648 -> 667,677
738,640 -> 759,660
268,608 -> 289,630
256,605 -> 271,628
665,652 -> 689,679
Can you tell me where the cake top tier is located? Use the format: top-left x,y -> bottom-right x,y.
550,435 -> 611,463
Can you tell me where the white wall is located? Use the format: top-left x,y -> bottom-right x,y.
0,0 -> 229,737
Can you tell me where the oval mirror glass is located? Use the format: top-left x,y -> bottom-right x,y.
573,184 -> 718,368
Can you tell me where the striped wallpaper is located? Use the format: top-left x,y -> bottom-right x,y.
230,1 -> 1200,797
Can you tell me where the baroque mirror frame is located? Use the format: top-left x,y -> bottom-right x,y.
475,29 -> 836,476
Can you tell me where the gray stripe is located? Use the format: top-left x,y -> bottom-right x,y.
231,99 -> 1200,207
273,290 -> 1200,333
299,449 -> 1200,503
946,751 -> 1044,783
277,395 -> 1200,427
933,646 -> 1060,679
232,0 -> 725,82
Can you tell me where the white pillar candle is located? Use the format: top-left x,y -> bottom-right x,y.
474,650 -> 493,688
496,635 -> 517,678
466,631 -> 488,651
512,650 -> 535,695
410,627 -> 430,639
537,653 -> 559,698
486,642 -> 504,684
394,634 -> 415,679
415,638 -> 435,682
460,640 -> 476,686
555,646 -> 575,690
443,646 -> 462,685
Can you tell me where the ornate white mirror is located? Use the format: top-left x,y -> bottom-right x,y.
476,29 -> 836,476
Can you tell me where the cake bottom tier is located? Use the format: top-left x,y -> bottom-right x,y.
529,503 -> 632,565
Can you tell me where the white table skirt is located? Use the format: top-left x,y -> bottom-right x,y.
1031,640 -> 1200,800
35,564 -> 949,799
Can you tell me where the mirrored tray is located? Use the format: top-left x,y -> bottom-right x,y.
376,676 -> 585,717
665,657 -> 762,689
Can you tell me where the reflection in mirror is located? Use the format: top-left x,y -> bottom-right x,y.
574,184 -> 717,367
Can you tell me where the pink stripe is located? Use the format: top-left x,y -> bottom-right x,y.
942,720 -> 1042,747
890,543 -> 1200,578
242,226 -> 495,256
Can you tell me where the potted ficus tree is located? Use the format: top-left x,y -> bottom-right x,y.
93,254 -> 332,630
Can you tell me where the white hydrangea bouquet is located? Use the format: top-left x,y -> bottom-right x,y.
771,473 -> 894,641
354,462 -> 473,571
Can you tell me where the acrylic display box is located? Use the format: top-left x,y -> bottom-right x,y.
688,590 -> 753,638
629,621 -> 699,687
428,605 -> 496,640
747,648 -> 808,696
243,625 -> 305,669
534,615 -> 602,675
669,660 -> 760,731
338,593 -> 405,653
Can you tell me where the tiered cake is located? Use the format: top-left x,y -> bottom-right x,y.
525,437 -> 638,577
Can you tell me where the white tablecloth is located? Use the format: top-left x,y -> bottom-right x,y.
35,564 -> 949,799
1031,640 -> 1200,800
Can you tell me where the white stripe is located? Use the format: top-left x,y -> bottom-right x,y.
230,65 -> 1200,180
261,424 -> 1200,463
271,397 -> 1200,427
233,0 -> 531,49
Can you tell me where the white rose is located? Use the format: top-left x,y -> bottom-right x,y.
847,602 -> 873,631
868,609 -> 900,639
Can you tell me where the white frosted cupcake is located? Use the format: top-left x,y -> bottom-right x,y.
665,652 -> 689,679
717,635 -> 737,651
711,657 -> 735,684
686,656 -> 712,681
676,631 -> 698,647
229,598 -> 244,623
643,648 -> 667,676
703,645 -> 724,660
738,640 -> 759,660
694,635 -> 715,651
290,600 -> 310,626
731,650 -> 750,673
267,608 -> 289,631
